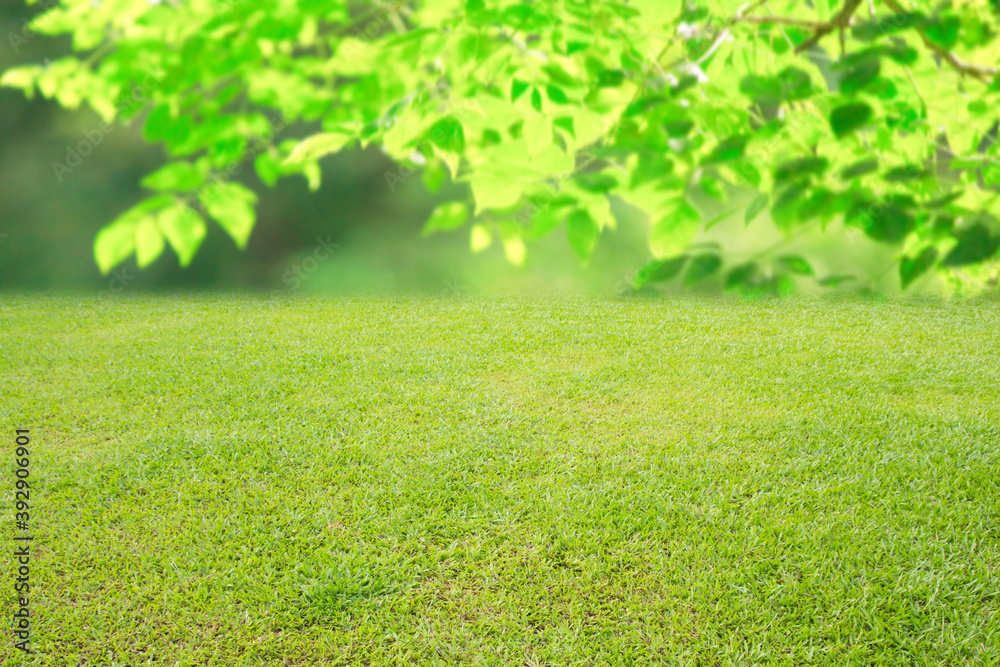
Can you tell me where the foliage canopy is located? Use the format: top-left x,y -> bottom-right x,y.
5,0 -> 1000,292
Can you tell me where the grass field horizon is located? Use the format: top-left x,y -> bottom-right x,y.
2,293 -> 999,665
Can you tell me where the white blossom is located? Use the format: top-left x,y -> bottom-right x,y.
677,22 -> 699,39
679,63 -> 709,84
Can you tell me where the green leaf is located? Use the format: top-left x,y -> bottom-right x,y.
900,247 -> 938,288
465,0 -> 487,18
503,235 -> 526,266
300,158 -> 328,190
664,120 -> 694,138
922,14 -> 960,50
650,200 -> 700,258
698,174 -> 727,201
775,255 -> 813,276
158,205 -> 207,267
530,87 -> 543,112
850,199 -> 915,243
144,105 -> 174,143
552,116 -> 575,139
774,157 -> 829,183
471,178 -> 523,214
725,262 -> 760,289
869,78 -> 898,102
852,14 -> 924,41
817,274 -> 856,287
511,79 -> 530,102
671,74 -> 699,95
941,225 -> 1000,266
94,219 -> 138,275
771,182 -> 810,235
546,85 -> 570,105
598,69 -> 626,87
573,172 -> 618,194
949,156 -> 986,171
427,116 -> 466,154
633,255 -> 687,287
470,223 -> 492,253
838,58 -> 881,94
135,216 -> 165,268
829,103 -> 873,138
703,135 -> 748,165
140,162 -> 205,192
734,158 -> 762,187
968,100 -> 989,116
284,131 -> 354,166
745,193 -> 769,225
685,253 -> 722,285
739,67 -> 812,105
502,4 -> 546,30
200,183 -> 257,249
457,33 -> 485,63
422,202 -> 470,236
566,209 -> 599,262
522,112 -> 552,157
927,191 -> 964,208
884,165 -> 930,182
523,198 -> 574,240
631,153 -> 675,188
422,159 -> 447,193
255,152 -> 282,187
881,43 -> 918,65
798,188 -> 839,223
840,158 -> 879,180
543,63 -> 584,88
985,163 -> 1000,186
0,66 -> 42,97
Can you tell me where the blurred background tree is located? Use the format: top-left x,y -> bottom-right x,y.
4,0 -> 997,296
0,1 -> 656,293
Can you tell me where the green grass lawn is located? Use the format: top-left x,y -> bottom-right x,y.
2,293 -> 999,666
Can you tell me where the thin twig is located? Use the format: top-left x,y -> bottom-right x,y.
794,0 -> 864,54
882,0 -> 998,81
732,15 -> 828,27
735,0 -> 770,19
903,66 -> 926,112
761,0 -> 797,51
696,29 -> 732,65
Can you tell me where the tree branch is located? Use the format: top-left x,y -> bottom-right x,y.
882,0 -> 998,82
732,0 -> 998,83
731,0 -> 865,53
732,15 -> 829,28
793,0 -> 864,54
